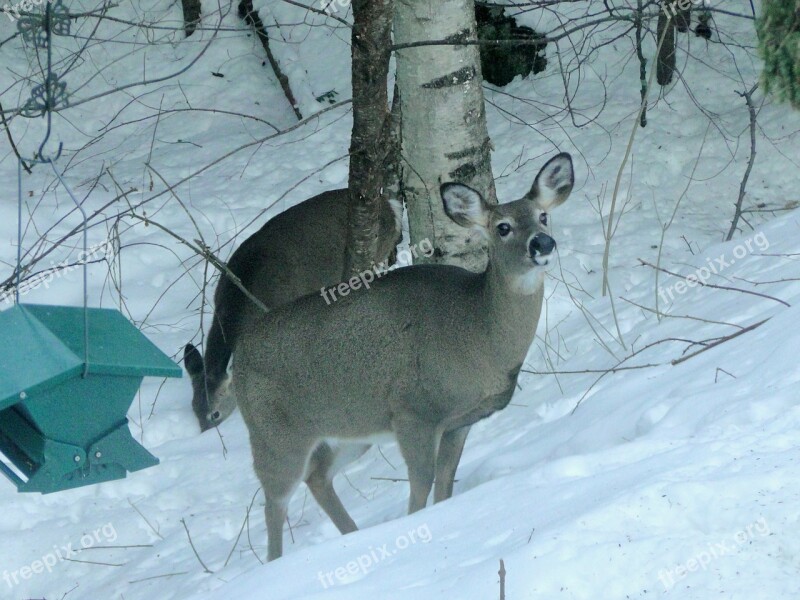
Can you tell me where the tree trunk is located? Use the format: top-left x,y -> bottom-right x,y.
657,9 -> 676,86
345,0 -> 395,277
395,0 -> 496,272
181,0 -> 201,37
238,0 -> 303,120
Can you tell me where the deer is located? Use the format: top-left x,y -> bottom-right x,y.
183,189 -> 403,432
231,153 -> 574,560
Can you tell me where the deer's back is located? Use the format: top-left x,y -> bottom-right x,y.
234,265 -> 527,437
221,190 -> 351,312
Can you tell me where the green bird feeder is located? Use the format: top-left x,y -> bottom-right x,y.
0,0 -> 181,494
0,175 -> 183,497
0,304 -> 182,494
0,129 -> 181,494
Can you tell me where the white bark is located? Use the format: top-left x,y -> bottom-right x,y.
395,0 -> 496,272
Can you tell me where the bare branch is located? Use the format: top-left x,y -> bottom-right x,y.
726,83 -> 760,241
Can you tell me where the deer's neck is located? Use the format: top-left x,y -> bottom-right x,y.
480,263 -> 545,367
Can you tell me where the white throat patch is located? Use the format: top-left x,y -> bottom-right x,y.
510,268 -> 546,295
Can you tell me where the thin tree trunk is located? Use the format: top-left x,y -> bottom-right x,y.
635,0 -> 648,127
181,0 -> 201,37
657,8 -> 676,86
238,0 -> 303,120
395,0 -> 496,272
345,0 -> 394,277
726,83 -> 759,241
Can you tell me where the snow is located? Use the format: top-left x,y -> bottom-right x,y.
1,1 -> 799,599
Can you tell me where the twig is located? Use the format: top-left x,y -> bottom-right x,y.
224,487 -> 262,568
653,124 -> 711,319
129,571 -> 190,584
125,213 -> 270,315
522,364 -> 661,375
726,83 -> 759,241
62,557 -> 125,567
499,559 -> 506,600
715,368 -> 736,382
733,276 -> 800,286
240,0 -> 303,120
4,3 -> 229,118
620,296 -> 745,329
671,318 -> 769,365
742,206 -> 798,214
181,518 -> 214,574
79,544 -> 153,550
377,445 -> 397,470
602,10 -> 673,297
245,506 -> 264,565
638,259 -> 790,307
59,583 -> 79,599
128,499 -> 163,540
572,335 -> 708,413
100,107 -> 281,135
279,0 -> 350,27
0,101 -> 351,296
0,100 -> 31,173
286,514 -> 295,545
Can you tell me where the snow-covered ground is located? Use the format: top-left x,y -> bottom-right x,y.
0,1 -> 798,598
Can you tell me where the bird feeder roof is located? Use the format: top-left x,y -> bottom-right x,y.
0,304 -> 181,412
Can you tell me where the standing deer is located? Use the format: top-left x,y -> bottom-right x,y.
232,153 -> 574,560
183,189 -> 403,432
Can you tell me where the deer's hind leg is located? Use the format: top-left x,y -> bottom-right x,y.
250,433 -> 317,561
305,442 -> 369,534
434,426 -> 470,503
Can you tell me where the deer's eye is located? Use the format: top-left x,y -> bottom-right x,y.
539,212 -> 549,226
496,222 -> 512,237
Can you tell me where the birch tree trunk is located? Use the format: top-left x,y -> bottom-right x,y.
395,0 -> 496,272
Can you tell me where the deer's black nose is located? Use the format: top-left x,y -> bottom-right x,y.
530,233 -> 556,257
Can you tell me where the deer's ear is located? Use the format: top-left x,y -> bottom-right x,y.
441,183 -> 489,229
184,343 -> 204,377
527,152 -> 574,211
